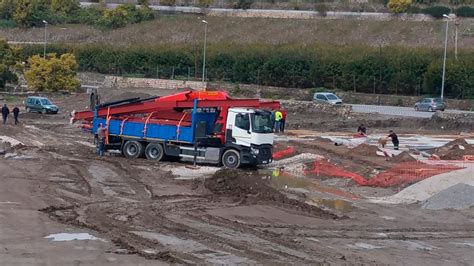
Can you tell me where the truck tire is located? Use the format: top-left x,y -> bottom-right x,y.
145,143 -> 164,161
222,149 -> 241,169
123,140 -> 143,159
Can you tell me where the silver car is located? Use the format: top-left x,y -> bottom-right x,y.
313,92 -> 343,105
414,98 -> 445,112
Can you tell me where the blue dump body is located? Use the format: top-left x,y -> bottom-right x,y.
91,100 -> 218,144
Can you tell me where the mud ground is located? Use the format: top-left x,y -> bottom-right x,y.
1,91 -> 473,265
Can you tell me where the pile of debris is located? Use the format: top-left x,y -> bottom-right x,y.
0,136 -> 25,155
433,138 -> 474,160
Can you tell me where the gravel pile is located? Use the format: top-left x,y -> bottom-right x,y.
422,183 -> 474,210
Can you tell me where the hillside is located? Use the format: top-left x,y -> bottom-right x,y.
2,14 -> 473,48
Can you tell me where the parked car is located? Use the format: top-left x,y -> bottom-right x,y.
313,92 -> 343,105
414,97 -> 445,112
25,96 -> 59,114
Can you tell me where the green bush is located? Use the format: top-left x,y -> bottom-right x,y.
455,6 -> 474,17
233,0 -> 253,9
387,0 -> 412,14
406,5 -> 421,13
422,6 -> 451,18
0,1 -> 156,29
19,43 -> 474,99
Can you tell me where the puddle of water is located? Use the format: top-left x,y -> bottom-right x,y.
402,240 -> 438,251
450,241 -> 474,247
131,231 -> 253,264
348,242 -> 384,250
309,197 -> 353,212
44,233 -> 105,242
271,173 -> 314,190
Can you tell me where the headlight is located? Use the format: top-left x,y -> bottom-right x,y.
251,147 -> 260,155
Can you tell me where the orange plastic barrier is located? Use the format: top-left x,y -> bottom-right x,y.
306,160 -> 462,188
463,155 -> 474,161
273,146 -> 296,159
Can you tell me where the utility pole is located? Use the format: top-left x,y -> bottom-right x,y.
201,20 -> 208,83
43,20 -> 48,58
441,14 -> 450,100
455,19 -> 459,60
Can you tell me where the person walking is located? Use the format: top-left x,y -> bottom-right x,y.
387,130 -> 399,150
280,109 -> 287,133
274,110 -> 283,133
12,106 -> 20,125
96,123 -> 107,156
1,104 -> 9,125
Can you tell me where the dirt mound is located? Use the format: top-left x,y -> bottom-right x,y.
432,138 -> 474,160
350,144 -> 380,156
434,138 -> 469,155
440,144 -> 474,160
390,151 -> 417,163
205,169 -> 338,219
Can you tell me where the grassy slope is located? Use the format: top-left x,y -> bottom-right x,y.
0,14 -> 473,48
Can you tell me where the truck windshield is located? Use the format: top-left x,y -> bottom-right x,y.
251,112 -> 273,134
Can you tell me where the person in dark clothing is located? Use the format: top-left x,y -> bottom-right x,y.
96,123 -> 107,156
1,104 -> 9,125
12,106 -> 20,125
387,130 -> 399,150
357,124 -> 367,135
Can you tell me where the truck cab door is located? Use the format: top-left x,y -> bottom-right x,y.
231,113 -> 252,147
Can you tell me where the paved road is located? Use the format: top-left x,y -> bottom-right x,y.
350,104 -> 472,118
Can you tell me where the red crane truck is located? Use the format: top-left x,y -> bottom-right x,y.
72,90 -> 281,168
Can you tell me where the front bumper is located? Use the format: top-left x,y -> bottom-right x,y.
241,144 -> 273,165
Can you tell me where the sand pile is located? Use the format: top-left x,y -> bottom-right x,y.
350,144 -> 380,156
205,169 -> 337,218
390,151 -> 417,163
422,183 -> 474,210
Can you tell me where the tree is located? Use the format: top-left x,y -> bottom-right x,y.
0,0 -> 16,20
387,0 -> 412,13
25,53 -> 80,92
51,0 -> 79,15
0,39 -> 18,88
13,0 -> 50,27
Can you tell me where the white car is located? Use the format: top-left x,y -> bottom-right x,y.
313,92 -> 343,105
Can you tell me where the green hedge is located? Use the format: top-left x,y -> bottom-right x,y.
422,6 -> 451,18
19,44 -> 474,99
455,6 -> 474,17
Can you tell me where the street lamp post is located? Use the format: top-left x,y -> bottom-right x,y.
441,14 -> 450,100
201,20 -> 208,83
43,20 -> 48,58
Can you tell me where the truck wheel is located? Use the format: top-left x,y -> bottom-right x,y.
145,143 -> 164,161
123,140 -> 143,159
222,149 -> 241,169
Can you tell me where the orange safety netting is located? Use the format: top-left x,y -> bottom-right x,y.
272,146 -> 296,159
306,160 -> 463,188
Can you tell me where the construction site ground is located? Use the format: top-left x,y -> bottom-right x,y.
1,90 -> 473,265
